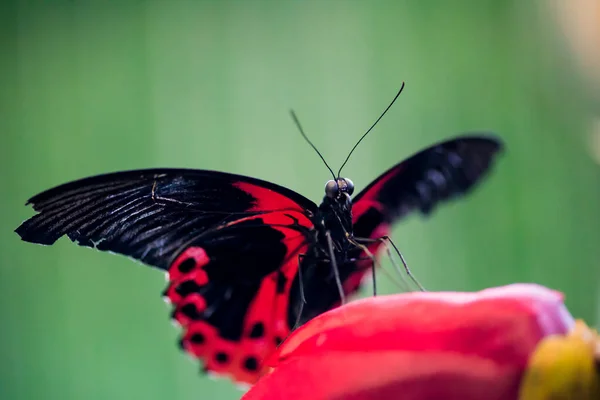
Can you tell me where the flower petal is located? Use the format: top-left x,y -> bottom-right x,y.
245,351 -> 521,400
275,284 -> 574,368
246,284 -> 577,400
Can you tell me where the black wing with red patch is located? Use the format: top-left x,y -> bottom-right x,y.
347,135 -> 503,291
285,136 -> 503,329
15,168 -> 317,384
166,214 -> 309,384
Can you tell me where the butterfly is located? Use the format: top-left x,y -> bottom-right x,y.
14,84 -> 503,385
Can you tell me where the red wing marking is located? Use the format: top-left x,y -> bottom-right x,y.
164,210 -> 311,384
350,162 -> 399,258
236,237 -> 306,379
168,247 -> 210,283
351,200 -> 385,225
233,182 -> 308,213
348,200 -> 393,298
353,167 -> 398,203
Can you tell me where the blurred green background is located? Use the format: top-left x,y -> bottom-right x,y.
1,1 -> 599,400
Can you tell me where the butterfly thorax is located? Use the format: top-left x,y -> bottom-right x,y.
314,193 -> 354,255
286,191 -> 362,328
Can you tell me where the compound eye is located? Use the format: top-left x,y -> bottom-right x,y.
344,178 -> 354,195
325,180 -> 339,198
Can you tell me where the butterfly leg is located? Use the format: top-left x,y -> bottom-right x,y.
325,230 -> 346,304
328,210 -> 378,295
297,254 -> 307,305
346,237 -> 378,296
346,255 -> 406,292
354,236 -> 425,292
291,254 -> 308,330
349,236 -> 409,291
377,236 -> 425,291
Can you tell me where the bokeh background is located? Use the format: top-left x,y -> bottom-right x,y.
1,1 -> 599,399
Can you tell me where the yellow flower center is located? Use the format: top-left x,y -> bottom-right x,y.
519,320 -> 600,400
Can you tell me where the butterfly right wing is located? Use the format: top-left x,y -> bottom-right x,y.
347,135 -> 504,292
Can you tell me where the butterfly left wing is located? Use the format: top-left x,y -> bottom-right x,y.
346,135 -> 503,293
165,215 -> 309,384
15,168 -> 318,384
15,168 -> 317,269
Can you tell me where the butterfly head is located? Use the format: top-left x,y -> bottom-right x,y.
325,178 -> 354,199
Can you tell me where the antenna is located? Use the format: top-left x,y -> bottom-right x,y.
290,110 -> 336,180
337,82 -> 406,177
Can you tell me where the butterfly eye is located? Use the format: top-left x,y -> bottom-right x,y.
325,180 -> 339,198
343,178 -> 354,195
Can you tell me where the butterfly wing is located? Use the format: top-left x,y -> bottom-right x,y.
347,135 -> 504,292
16,168 -> 317,384
166,214 -> 309,384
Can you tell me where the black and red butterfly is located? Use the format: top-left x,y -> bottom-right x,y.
15,85 -> 503,385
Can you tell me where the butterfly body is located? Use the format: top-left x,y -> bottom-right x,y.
15,135 -> 503,384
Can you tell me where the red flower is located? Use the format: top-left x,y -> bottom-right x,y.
242,284 -> 599,400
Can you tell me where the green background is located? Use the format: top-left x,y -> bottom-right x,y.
1,1 -> 599,400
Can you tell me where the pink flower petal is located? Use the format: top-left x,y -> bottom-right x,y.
245,284 -> 575,400
275,284 -> 574,367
